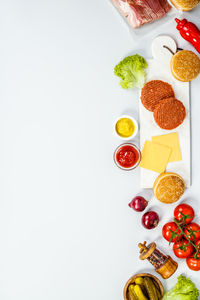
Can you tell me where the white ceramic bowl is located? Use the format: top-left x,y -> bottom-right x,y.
114,115 -> 138,140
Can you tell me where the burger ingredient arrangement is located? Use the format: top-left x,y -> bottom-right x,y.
139,36 -> 192,188
110,3 -> 200,299
162,203 -> 200,271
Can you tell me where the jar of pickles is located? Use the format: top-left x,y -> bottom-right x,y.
138,241 -> 178,279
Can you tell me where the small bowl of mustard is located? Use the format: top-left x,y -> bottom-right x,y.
114,115 -> 138,140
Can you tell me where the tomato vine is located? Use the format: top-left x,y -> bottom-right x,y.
168,210 -> 200,259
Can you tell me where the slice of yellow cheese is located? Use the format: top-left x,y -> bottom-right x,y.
152,133 -> 182,163
140,140 -> 171,173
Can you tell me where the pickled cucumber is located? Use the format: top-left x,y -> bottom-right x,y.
151,280 -> 161,298
127,291 -> 137,300
151,280 -> 159,300
135,277 -> 144,285
143,277 -> 158,300
133,284 -> 148,300
134,277 -> 148,297
155,287 -> 161,300
128,285 -> 139,300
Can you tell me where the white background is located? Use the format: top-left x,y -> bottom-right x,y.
0,1 -> 200,299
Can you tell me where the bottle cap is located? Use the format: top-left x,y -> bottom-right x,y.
175,18 -> 187,30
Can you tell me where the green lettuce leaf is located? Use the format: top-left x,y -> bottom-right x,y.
114,54 -> 147,89
163,275 -> 199,300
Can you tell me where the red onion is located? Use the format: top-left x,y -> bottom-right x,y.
128,196 -> 148,212
142,211 -> 159,229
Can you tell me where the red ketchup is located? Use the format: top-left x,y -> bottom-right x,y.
115,144 -> 140,169
175,18 -> 200,53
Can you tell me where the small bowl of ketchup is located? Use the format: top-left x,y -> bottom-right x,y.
114,143 -> 141,171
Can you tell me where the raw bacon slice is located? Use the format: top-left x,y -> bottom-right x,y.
111,0 -> 144,28
128,0 -> 153,26
159,0 -> 172,12
111,0 -> 171,28
111,0 -> 130,18
145,0 -> 166,18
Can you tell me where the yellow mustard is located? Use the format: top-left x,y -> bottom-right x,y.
116,118 -> 135,138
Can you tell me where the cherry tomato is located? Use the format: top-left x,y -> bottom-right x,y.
184,223 -> 200,242
173,239 -> 194,258
195,239 -> 200,250
186,240 -> 200,271
186,254 -> 200,271
174,204 -> 194,225
162,222 -> 183,243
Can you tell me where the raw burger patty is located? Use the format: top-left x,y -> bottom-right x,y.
153,97 -> 186,130
141,80 -> 175,111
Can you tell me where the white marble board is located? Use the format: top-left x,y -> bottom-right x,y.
140,36 -> 191,188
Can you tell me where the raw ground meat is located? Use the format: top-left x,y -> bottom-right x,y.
141,80 -> 175,112
153,97 -> 186,130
